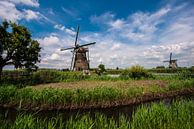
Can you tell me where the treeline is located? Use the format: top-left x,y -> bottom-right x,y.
0,70 -> 88,86
148,66 -> 194,73
93,66 -> 194,74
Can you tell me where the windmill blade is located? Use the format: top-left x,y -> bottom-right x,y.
75,25 -> 80,46
170,53 -> 172,63
87,48 -> 90,69
60,47 -> 75,51
70,52 -> 75,70
78,42 -> 96,48
72,52 -> 77,71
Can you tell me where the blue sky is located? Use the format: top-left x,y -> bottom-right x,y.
0,0 -> 194,69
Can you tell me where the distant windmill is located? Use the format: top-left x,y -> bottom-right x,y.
61,25 -> 96,71
163,53 -> 178,69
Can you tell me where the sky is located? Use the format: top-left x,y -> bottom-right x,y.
0,0 -> 194,69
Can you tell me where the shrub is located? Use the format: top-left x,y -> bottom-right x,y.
120,70 -> 131,79
32,70 -> 62,84
190,66 -> 194,73
106,69 -> 125,75
178,70 -> 192,79
156,66 -> 165,69
120,66 -> 153,79
0,86 -> 17,102
129,65 -> 152,79
0,70 -> 88,86
95,64 -> 106,76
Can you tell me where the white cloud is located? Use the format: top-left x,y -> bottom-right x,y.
109,19 -> 125,29
54,24 -> 76,36
9,0 -> 39,7
23,9 -> 40,21
50,53 -> 61,60
54,24 -> 65,31
90,7 -> 171,42
62,7 -> 76,17
65,28 -> 76,36
110,43 -> 121,50
0,0 -> 51,23
143,42 -> 194,67
38,2 -> 194,69
90,12 -> 114,24
0,1 -> 41,22
160,20 -> 194,43
37,33 -> 78,69
88,4 -> 194,68
0,1 -> 22,21
38,35 -> 60,47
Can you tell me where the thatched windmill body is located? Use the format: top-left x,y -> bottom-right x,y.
163,53 -> 178,69
61,26 -> 96,71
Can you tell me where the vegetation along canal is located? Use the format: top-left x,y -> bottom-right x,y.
1,93 -> 194,122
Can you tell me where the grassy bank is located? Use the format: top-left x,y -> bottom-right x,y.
0,100 -> 194,129
0,79 -> 194,110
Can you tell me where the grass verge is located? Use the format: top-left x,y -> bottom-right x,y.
0,79 -> 194,110
0,100 -> 194,129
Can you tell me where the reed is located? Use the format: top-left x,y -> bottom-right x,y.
0,79 -> 194,107
0,100 -> 194,129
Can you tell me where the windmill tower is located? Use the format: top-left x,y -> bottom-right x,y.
61,25 -> 96,71
163,53 -> 178,69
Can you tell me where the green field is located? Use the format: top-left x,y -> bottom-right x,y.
0,69 -> 194,128
0,78 -> 194,110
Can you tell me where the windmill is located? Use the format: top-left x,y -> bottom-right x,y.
61,25 -> 96,71
163,53 -> 178,69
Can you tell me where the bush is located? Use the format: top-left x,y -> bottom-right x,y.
190,66 -> 194,73
178,70 -> 192,79
0,70 -> 89,86
130,65 -> 144,79
120,65 -> 153,79
156,66 -> 165,69
106,69 -> 124,75
32,70 -> 62,84
95,64 -> 106,76
120,70 -> 131,79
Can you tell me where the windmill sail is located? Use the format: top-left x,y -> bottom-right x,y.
163,52 -> 178,69
75,25 -> 80,46
78,42 -> 96,48
60,25 -> 96,71
61,47 -> 75,51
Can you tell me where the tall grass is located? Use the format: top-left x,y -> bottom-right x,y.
0,100 -> 194,129
0,87 -> 126,107
131,100 -> 194,129
0,79 -> 194,107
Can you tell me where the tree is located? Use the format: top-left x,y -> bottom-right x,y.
156,66 -> 165,69
98,64 -> 105,72
0,21 -> 41,79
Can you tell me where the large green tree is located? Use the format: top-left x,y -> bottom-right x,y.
0,21 -> 41,79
